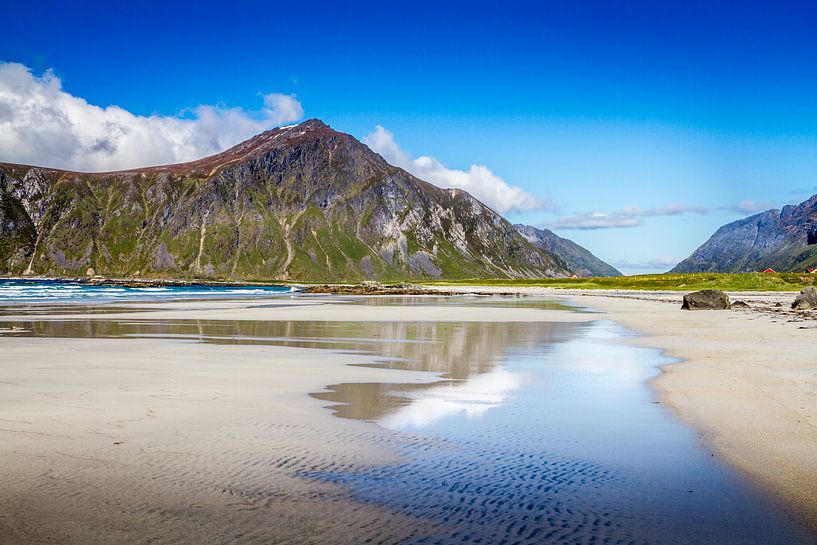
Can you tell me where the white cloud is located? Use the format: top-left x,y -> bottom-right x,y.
550,212 -> 642,230
726,199 -> 776,214
0,62 -> 304,172
549,203 -> 710,230
363,125 -> 547,214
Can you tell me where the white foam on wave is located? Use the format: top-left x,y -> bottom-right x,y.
0,281 -> 293,305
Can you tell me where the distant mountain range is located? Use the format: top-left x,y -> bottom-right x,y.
673,194 -> 817,273
514,224 -> 621,277
0,119 -> 618,281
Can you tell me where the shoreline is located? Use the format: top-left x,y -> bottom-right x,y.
608,297 -> 817,533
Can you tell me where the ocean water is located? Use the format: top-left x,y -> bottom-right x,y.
0,279 -> 295,304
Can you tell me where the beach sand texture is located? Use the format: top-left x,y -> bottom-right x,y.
0,293 -> 815,542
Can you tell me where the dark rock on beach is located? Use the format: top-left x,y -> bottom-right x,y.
792,286 -> 817,310
681,290 -> 731,310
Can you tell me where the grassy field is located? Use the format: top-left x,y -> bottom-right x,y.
424,272 -> 816,292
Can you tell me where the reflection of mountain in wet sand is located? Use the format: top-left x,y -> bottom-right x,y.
310,320 -> 585,421
8,317 -> 585,424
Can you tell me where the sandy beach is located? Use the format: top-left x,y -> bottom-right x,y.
1,291 -> 815,543
583,292 -> 817,532
0,296 -> 593,544
0,336 -> 444,544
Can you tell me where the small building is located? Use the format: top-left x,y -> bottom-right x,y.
808,267 -> 816,273
760,268 -> 776,273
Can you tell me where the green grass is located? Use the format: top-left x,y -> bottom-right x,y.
423,272 -> 815,292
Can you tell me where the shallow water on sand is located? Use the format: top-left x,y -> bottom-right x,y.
2,299 -> 814,544
305,319 -> 815,544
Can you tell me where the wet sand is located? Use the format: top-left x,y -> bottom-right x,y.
1,293 -> 815,543
0,297 -> 591,544
0,336 -> 444,544
437,286 -> 817,531
579,293 -> 817,533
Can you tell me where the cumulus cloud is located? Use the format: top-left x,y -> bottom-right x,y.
549,203 -> 710,230
0,62 -> 304,172
364,125 -> 547,214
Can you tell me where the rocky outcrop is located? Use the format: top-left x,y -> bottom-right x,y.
672,195 -> 817,273
792,287 -> 817,310
0,120 -> 570,281
514,224 -> 621,277
681,290 -> 731,310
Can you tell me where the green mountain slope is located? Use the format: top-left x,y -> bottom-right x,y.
0,120 -> 570,281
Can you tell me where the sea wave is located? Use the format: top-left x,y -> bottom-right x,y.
0,280 -> 295,305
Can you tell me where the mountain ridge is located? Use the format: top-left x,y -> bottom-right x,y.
0,119 -> 571,281
513,224 -> 621,277
672,194 -> 817,273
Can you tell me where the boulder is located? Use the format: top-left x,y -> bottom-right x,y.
731,300 -> 750,309
792,286 -> 817,310
681,290 -> 731,310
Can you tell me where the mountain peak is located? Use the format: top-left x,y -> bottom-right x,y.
297,118 -> 330,130
0,121 -> 571,281
121,118 -> 340,177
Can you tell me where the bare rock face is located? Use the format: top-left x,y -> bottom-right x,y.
681,290 -> 731,310
792,286 -> 817,310
0,119 -> 571,281
514,224 -> 621,277
672,194 -> 817,273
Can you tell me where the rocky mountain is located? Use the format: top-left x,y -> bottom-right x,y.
0,119 -> 571,281
672,194 -> 817,273
514,224 -> 621,277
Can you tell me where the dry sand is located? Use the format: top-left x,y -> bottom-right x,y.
0,296 -> 594,323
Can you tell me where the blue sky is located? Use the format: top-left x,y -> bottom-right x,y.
3,0 -> 817,274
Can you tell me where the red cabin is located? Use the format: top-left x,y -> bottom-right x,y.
760,268 -> 776,273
